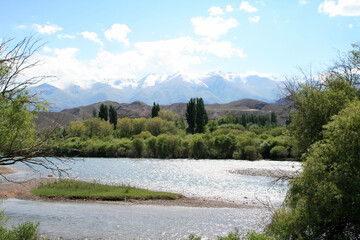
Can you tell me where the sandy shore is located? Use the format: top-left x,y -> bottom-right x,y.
0,168 -> 258,209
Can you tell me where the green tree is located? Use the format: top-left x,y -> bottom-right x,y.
151,102 -> 160,118
283,45 -> 360,157
195,98 -> 208,133
269,100 -> 360,239
98,104 -> 108,121
186,98 -> 196,134
241,113 -> 247,127
116,117 -> 132,138
186,98 -> 208,134
109,105 -> 117,130
289,79 -> 357,157
270,112 -> 277,125
0,36 -> 65,173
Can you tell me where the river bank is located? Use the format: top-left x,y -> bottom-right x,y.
0,176 -> 258,209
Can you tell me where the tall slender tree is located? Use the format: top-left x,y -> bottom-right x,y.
109,105 -> 118,130
151,102 -> 160,118
98,104 -> 108,121
195,98 -> 207,133
186,98 -> 196,134
186,97 -> 208,134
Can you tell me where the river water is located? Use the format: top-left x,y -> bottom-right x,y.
1,158 -> 301,239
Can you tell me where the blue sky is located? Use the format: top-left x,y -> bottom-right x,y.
1,0 -> 360,88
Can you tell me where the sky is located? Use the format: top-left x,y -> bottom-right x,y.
1,0 -> 360,89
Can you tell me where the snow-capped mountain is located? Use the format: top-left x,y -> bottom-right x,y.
29,72 -> 280,111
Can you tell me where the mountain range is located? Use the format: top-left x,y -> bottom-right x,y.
34,99 -> 288,131
29,72 -> 280,112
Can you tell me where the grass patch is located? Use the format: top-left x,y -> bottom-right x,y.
31,179 -> 183,201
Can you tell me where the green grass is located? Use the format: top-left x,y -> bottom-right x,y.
31,180 -> 183,201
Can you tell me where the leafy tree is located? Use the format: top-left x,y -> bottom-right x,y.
269,100 -> 360,239
189,134 -> 208,159
146,117 -> 163,136
108,105 -> 117,130
213,134 -> 236,159
158,109 -> 176,121
270,112 -> 277,125
195,98 -> 208,133
132,118 -> 147,135
241,113 -> 247,127
282,45 -> 360,157
186,98 -> 208,134
186,98 -> 196,134
0,36 -> 66,174
130,138 -> 144,158
289,77 -> 357,157
98,104 -> 108,121
151,102 -> 160,118
116,117 -> 132,138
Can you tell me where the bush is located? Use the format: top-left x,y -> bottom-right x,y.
269,146 -> 288,159
244,146 -> 258,160
0,210 -> 39,240
268,100 -> 360,239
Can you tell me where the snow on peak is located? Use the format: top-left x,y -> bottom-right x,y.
140,73 -> 169,88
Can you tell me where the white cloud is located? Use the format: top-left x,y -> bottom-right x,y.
191,16 -> 239,39
249,16 -> 260,23
226,5 -> 234,12
43,46 -> 52,53
208,6 -> 224,16
16,24 -> 26,29
33,23 -> 62,35
104,24 -> 131,46
81,31 -> 103,47
349,23 -> 353,28
240,1 -> 258,12
319,0 -> 360,17
57,33 -> 76,39
202,40 -> 247,58
31,35 -> 247,89
299,0 -> 308,5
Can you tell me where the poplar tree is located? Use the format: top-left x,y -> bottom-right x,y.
195,98 -> 207,133
185,98 -> 196,134
186,97 -> 208,134
109,105 -> 118,130
151,102 -> 160,118
98,104 -> 108,121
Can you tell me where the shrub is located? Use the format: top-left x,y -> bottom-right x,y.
0,210 -> 39,240
244,145 -> 258,160
268,100 -> 360,239
269,146 -> 288,159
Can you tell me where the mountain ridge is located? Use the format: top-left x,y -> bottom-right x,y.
34,98 -> 288,131
30,71 -> 280,112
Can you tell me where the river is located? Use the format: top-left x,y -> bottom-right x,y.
1,158 -> 301,239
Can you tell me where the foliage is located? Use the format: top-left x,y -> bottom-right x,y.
289,79 -> 357,157
0,210 -> 39,240
49,96 -> 293,160
269,146 -> 288,159
268,100 -> 360,239
53,114 -> 292,160
151,102 -> 160,118
186,98 -> 197,134
284,44 -> 360,158
98,103 -> 108,121
195,98 -> 208,133
0,36 -> 69,174
187,231 -> 273,240
109,105 -> 117,130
